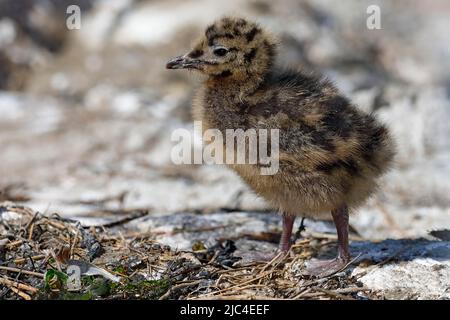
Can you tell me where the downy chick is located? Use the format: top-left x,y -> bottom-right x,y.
166,17 -> 395,276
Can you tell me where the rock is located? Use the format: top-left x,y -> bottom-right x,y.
351,239 -> 450,299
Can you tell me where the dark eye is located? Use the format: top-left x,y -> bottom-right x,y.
213,47 -> 229,57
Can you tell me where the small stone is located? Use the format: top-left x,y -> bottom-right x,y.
220,259 -> 235,267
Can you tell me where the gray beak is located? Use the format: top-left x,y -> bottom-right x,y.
166,54 -> 200,70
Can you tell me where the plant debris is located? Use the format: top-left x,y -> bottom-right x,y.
0,202 -> 380,300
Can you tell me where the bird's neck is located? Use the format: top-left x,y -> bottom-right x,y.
205,69 -> 269,99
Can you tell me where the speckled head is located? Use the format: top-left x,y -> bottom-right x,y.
166,17 -> 277,80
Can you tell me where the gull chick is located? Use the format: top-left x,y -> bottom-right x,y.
166,17 -> 395,276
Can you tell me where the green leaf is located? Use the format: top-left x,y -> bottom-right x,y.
44,269 -> 68,291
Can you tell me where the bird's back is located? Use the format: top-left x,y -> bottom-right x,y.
260,68 -> 394,176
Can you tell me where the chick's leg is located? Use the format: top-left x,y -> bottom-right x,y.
240,214 -> 295,262
333,205 -> 350,261
279,214 -> 296,252
305,205 -> 351,277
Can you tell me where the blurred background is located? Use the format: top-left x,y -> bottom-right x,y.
1,0 -> 449,245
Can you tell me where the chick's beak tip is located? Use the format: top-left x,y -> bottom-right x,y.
166,56 -> 184,69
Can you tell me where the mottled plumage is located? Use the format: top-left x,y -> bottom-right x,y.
167,17 -> 395,276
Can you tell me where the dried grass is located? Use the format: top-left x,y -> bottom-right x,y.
0,202 -> 379,300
